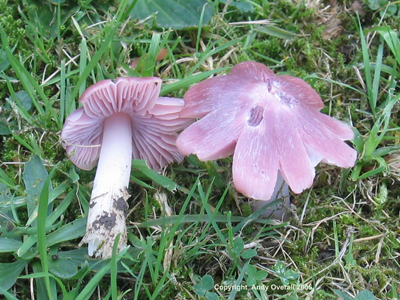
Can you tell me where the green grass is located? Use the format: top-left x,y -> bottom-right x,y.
1,0 -> 400,299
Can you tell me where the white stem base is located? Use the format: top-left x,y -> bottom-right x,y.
79,113 -> 132,258
252,172 -> 291,221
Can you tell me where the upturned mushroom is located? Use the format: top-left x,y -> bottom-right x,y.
61,77 -> 191,258
176,61 -> 357,203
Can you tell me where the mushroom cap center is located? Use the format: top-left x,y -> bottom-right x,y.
250,80 -> 299,112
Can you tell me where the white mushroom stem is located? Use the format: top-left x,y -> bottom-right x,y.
252,173 -> 291,221
79,112 -> 132,258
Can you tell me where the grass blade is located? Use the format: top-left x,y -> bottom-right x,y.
160,67 -> 229,96
37,166 -> 57,300
356,15 -> 374,116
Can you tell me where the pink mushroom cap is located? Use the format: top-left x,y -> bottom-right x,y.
61,77 -> 192,171
176,61 -> 357,201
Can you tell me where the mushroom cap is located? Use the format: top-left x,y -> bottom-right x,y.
176,61 -> 357,201
61,77 -> 191,171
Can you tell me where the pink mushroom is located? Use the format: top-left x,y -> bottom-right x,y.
176,61 -> 357,202
61,77 -> 191,258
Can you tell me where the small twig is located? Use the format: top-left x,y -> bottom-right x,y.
353,233 -> 386,243
374,237 -> 384,265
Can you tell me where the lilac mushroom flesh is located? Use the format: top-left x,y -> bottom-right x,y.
176,61 -> 357,202
61,77 -> 191,258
